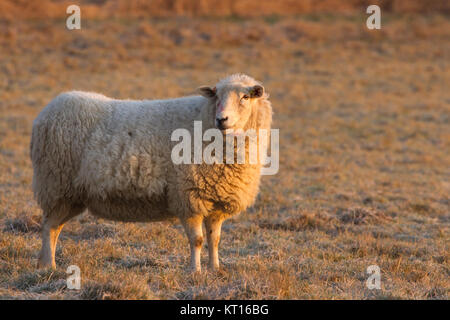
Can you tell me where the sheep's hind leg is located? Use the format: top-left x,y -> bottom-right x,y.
204,215 -> 224,271
37,203 -> 85,269
181,216 -> 204,273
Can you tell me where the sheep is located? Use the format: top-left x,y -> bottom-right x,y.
31,73 -> 273,272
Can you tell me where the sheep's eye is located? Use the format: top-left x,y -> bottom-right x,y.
242,95 -> 249,100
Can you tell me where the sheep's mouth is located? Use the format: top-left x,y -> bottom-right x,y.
221,128 -> 245,136
217,125 -> 234,134
215,119 -> 240,134
216,123 -> 230,131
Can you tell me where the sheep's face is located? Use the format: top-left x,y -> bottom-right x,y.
198,84 -> 264,133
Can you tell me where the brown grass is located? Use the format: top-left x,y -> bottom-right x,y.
0,7 -> 449,299
1,0 -> 450,20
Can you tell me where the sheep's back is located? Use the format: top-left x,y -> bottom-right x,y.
73,97 -> 179,201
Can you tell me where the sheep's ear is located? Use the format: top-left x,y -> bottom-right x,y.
249,85 -> 264,98
197,86 -> 216,98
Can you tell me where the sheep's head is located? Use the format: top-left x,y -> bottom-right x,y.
197,74 -> 269,133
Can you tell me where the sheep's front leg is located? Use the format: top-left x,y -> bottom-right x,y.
182,216 -> 204,272
204,215 -> 224,271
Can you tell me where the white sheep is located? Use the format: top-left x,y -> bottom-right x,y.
31,73 -> 273,272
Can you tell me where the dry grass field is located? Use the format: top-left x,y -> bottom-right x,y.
0,1 -> 449,299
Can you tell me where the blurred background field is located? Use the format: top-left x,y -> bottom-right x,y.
1,0 -> 450,19
0,0 -> 449,299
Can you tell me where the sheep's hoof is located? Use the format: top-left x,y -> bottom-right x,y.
37,258 -> 56,270
208,264 -> 220,272
209,266 -> 227,276
188,265 -> 202,274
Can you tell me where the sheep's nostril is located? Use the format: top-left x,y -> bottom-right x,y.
216,117 -> 228,124
216,117 -> 229,129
